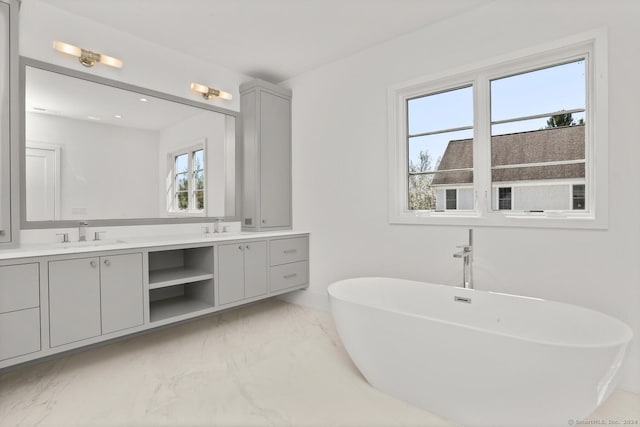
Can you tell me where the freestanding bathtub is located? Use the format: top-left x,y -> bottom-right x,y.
328,277 -> 633,427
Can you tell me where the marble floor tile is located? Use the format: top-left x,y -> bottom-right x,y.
0,299 -> 637,426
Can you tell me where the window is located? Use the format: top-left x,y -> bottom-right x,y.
572,184 -> 585,210
446,189 -> 457,210
170,146 -> 205,214
498,187 -> 512,210
388,30 -> 607,229
407,86 -> 473,211
490,60 -> 585,212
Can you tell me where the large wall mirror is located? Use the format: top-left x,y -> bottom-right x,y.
20,58 -> 240,228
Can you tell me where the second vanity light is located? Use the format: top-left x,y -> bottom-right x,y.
190,82 -> 233,101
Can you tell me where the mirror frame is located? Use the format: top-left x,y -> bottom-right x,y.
19,57 -> 242,229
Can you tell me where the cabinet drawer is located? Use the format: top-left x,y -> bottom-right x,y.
270,261 -> 308,292
270,237 -> 308,266
0,308 -> 41,361
0,263 -> 39,313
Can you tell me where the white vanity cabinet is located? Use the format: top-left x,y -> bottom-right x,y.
240,79 -> 292,231
48,253 -> 143,347
0,232 -> 308,370
218,240 -> 268,304
0,262 -> 40,361
269,237 -> 309,292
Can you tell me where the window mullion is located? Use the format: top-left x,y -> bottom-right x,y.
474,73 -> 491,217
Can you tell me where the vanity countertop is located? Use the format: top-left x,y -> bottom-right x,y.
0,230 -> 309,261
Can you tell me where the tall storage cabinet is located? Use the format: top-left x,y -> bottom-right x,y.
0,0 -> 18,246
240,79 -> 292,231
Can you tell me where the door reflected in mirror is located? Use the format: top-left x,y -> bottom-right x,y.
23,63 -> 236,223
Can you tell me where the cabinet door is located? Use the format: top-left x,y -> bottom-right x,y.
218,243 -> 245,305
49,257 -> 101,347
244,241 -> 267,298
100,253 -> 143,334
259,91 -> 291,228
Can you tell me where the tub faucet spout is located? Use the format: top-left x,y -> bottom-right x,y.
453,229 -> 473,289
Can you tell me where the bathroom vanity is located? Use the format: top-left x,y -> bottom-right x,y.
0,231 -> 309,369
0,5 -> 306,372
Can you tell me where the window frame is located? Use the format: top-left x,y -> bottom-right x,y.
167,142 -> 206,216
387,29 -> 608,229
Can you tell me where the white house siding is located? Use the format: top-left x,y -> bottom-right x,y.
515,185 -> 570,211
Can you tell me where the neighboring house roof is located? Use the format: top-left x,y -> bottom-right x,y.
431,125 -> 585,185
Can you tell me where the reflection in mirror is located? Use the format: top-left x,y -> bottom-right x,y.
23,63 -> 236,224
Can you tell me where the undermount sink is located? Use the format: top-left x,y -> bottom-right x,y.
59,239 -> 127,249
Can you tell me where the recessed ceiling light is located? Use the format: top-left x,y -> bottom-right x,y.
88,116 -> 100,120
115,114 -> 122,119
140,98 -> 148,102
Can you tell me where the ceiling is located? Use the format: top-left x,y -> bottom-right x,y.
39,0 -> 492,83
26,65 -> 216,131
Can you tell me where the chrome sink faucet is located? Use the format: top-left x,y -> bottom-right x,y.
78,221 -> 88,242
453,229 -> 473,289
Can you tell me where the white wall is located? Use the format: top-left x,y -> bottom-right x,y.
157,110 -> 230,218
19,0 -> 246,112
26,112 -> 159,219
283,0 -> 640,392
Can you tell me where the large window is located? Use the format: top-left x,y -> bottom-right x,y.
388,31 -> 607,228
170,146 -> 205,214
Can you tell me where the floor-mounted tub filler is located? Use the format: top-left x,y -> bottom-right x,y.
328,277 -> 633,427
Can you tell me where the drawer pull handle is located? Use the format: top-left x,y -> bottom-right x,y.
90,260 -> 97,268
104,259 -> 111,266
284,273 -> 297,279
283,249 -> 297,254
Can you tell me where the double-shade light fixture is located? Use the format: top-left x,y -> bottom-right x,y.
53,41 -> 123,69
190,82 -> 233,101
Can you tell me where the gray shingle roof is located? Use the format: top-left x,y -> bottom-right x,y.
431,125 -> 585,185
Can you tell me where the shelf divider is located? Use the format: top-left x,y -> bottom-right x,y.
149,266 -> 213,290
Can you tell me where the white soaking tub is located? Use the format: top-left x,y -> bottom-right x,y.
328,277 -> 633,427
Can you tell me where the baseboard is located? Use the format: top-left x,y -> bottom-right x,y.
277,288 -> 329,312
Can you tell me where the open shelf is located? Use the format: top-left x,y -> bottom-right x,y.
148,246 -> 215,323
149,267 -> 213,290
149,296 -> 213,323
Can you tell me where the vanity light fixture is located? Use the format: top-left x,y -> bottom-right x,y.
190,82 -> 233,101
52,41 -> 123,69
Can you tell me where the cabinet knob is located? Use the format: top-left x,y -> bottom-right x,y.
245,244 -> 250,250
262,220 -> 266,224
90,260 -> 97,268
238,245 -> 243,250
104,259 -> 111,266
